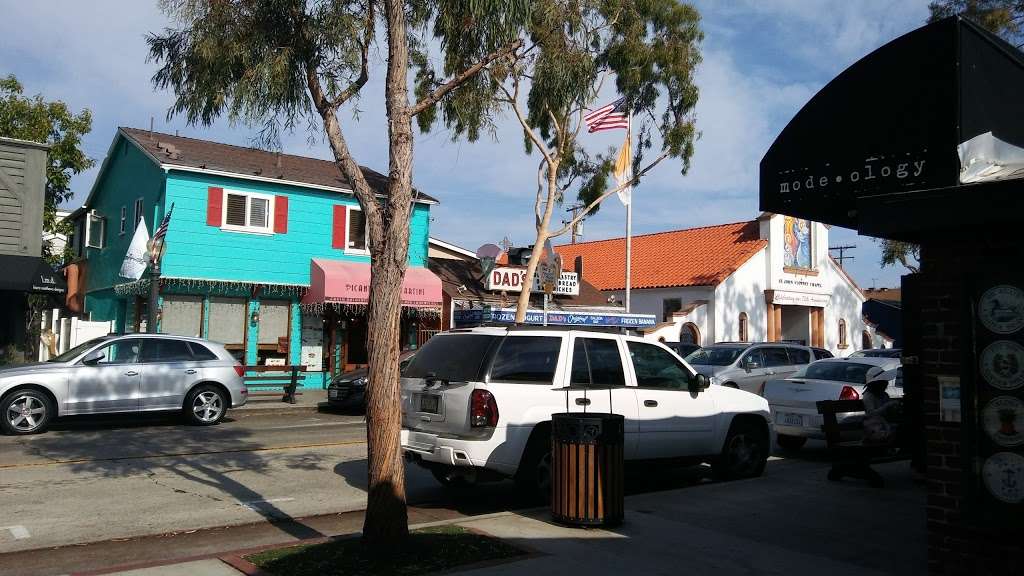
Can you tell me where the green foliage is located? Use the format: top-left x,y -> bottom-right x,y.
0,75 -> 94,260
879,239 -> 920,273
929,0 -> 1024,46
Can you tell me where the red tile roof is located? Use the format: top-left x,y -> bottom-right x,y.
554,221 -> 767,291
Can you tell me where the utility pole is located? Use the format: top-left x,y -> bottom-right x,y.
829,244 -> 856,269
563,204 -> 584,244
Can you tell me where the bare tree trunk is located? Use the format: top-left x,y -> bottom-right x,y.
514,163 -> 559,323
359,0 -> 414,547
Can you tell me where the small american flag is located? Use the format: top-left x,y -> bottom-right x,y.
584,97 -> 629,133
153,203 -> 174,241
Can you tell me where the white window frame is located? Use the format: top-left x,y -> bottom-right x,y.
345,205 -> 369,255
120,206 -> 127,235
85,211 -> 106,249
221,190 -> 275,235
134,198 -> 144,228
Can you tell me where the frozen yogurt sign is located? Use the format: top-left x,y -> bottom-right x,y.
486,266 -> 580,296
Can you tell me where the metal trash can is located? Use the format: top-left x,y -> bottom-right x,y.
550,412 -> 624,527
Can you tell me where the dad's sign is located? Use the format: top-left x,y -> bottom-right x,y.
485,266 -> 580,296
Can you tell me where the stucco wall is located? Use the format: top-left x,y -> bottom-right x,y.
714,248 -> 768,342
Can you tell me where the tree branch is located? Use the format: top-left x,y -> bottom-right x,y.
408,38 -> 523,117
548,151 -> 671,238
498,76 -> 553,163
535,157 -> 546,226
328,1 -> 374,108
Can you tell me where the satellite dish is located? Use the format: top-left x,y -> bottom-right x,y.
476,243 -> 502,260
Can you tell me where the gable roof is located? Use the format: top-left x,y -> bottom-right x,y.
119,128 -> 437,203
554,221 -> 767,291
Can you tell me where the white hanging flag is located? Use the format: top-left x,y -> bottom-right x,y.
119,218 -> 150,280
612,124 -> 633,206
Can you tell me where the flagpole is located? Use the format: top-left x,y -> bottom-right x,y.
624,114 -> 632,314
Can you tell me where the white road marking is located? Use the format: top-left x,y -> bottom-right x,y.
236,498 -> 295,510
1,525 -> 31,540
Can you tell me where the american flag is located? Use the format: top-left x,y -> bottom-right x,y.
153,203 -> 174,241
584,97 -> 629,133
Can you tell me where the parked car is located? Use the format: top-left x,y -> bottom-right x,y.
763,357 -> 901,450
850,348 -> 902,359
664,342 -> 701,358
0,334 -> 246,435
684,342 -> 814,395
400,327 -> 772,497
327,350 -> 416,411
811,347 -> 834,360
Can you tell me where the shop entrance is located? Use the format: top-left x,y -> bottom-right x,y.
779,305 -> 810,345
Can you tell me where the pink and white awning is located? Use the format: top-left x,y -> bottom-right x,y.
302,258 -> 442,308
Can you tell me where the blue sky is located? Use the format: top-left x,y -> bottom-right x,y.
1,0 -> 931,288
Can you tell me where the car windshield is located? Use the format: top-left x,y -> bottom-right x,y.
47,336 -> 112,363
685,346 -> 745,366
797,361 -> 880,384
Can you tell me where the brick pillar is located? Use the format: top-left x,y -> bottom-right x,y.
917,235 -> 1024,576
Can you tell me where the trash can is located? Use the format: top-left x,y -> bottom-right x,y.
550,412 -> 624,527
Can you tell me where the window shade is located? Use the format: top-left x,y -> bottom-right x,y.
250,197 -> 269,229
258,300 -> 289,345
161,295 -> 203,337
208,297 -> 246,346
348,209 -> 366,250
225,194 -> 247,226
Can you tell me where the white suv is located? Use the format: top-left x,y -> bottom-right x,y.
400,327 -> 772,496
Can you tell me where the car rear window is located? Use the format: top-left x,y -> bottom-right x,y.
188,342 -> 219,361
404,334 -> 498,382
788,347 -> 811,364
489,336 -> 562,384
571,338 -> 625,388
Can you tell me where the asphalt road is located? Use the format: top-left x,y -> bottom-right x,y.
0,408 -> 830,576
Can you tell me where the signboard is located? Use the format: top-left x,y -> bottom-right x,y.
455,307 -> 656,328
485,266 -> 580,296
771,290 -> 831,308
299,311 -> 324,371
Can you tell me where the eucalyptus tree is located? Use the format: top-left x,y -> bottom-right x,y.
147,0 -> 526,545
417,0 -> 703,321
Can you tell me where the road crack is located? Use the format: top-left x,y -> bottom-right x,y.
144,472 -> 226,503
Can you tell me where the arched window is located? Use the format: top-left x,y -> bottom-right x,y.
739,313 -> 749,342
680,323 -> 700,345
838,318 -> 848,348
862,330 -> 872,349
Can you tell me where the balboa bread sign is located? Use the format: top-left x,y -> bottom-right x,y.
485,266 -> 579,296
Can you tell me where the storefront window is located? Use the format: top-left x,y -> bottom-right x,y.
257,300 -> 290,365
208,297 -> 246,359
161,295 -> 203,337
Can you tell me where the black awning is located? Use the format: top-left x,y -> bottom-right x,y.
0,255 -> 67,294
759,16 -> 1024,230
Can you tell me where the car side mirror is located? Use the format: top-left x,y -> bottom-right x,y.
689,373 -> 709,393
82,351 -> 104,365
744,359 -> 759,372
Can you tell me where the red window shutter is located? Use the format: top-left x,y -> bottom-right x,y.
273,196 -> 288,233
206,187 -> 223,226
332,205 -> 346,249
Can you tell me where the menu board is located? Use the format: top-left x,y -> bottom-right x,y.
300,311 -> 324,371
967,280 -> 1024,519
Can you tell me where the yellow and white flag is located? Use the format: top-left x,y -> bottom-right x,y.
613,127 -> 632,206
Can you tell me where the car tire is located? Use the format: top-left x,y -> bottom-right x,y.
713,419 -> 769,481
515,433 -> 553,502
1,389 -> 55,435
776,434 -> 807,452
184,384 -> 228,426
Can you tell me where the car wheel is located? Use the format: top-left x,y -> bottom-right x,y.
515,437 -> 553,502
1,389 -> 54,435
776,434 -> 807,452
713,419 -> 769,481
184,385 -> 227,426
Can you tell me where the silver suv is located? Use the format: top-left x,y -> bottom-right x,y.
0,334 -> 247,435
684,342 -> 814,396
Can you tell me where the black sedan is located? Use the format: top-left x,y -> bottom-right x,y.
327,351 -> 415,411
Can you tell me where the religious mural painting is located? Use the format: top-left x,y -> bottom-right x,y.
783,216 -> 812,270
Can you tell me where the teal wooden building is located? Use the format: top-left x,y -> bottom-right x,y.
67,128 -> 442,387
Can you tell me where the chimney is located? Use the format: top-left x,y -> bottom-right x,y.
276,153 -> 282,169
574,256 -> 583,281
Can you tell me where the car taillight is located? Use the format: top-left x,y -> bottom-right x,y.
470,389 -> 498,428
233,364 -> 244,377
839,385 -> 861,401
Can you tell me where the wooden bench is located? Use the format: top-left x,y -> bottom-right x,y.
816,398 -> 908,488
243,365 -> 307,404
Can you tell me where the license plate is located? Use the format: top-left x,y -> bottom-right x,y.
420,394 -> 440,414
781,412 -> 803,426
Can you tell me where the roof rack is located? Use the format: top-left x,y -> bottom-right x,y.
503,324 -> 639,335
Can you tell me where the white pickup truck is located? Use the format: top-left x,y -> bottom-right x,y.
400,327 -> 772,496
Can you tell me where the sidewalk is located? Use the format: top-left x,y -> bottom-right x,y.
234,388 -> 331,415
92,459 -> 925,576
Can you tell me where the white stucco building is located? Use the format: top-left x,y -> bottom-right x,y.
555,213 -> 892,356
